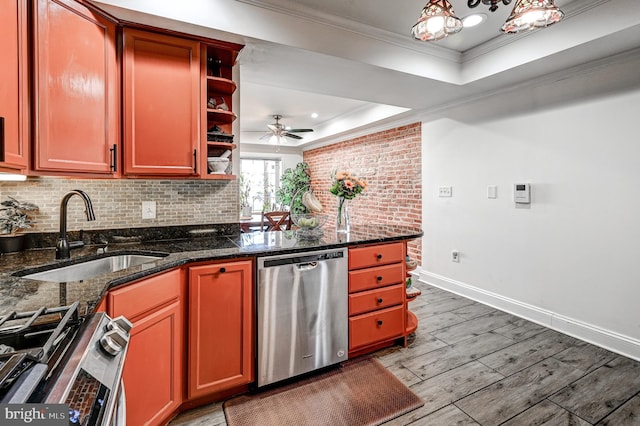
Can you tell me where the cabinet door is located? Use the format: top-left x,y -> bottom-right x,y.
0,0 -> 28,171
188,259 -> 253,399
123,29 -> 200,176
109,270 -> 184,426
33,0 -> 118,174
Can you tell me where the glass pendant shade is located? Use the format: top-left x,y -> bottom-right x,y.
501,0 -> 564,33
411,0 -> 463,41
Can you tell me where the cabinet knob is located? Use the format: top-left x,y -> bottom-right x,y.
377,320 -> 383,326
376,276 -> 383,281
220,267 -> 226,273
376,254 -> 383,260
377,298 -> 383,304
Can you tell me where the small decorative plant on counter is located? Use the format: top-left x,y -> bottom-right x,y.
329,170 -> 367,233
0,196 -> 39,253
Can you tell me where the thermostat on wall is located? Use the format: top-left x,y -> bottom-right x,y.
514,183 -> 530,204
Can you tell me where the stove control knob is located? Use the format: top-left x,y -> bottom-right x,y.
106,316 -> 133,335
100,328 -> 129,356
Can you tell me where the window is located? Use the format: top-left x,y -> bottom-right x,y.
240,158 -> 282,213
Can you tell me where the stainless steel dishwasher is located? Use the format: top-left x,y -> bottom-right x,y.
257,247 -> 348,387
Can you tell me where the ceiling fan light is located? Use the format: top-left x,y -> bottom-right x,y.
411,0 -> 462,42
501,0 -> 564,33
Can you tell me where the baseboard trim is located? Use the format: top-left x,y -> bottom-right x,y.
416,269 -> 640,362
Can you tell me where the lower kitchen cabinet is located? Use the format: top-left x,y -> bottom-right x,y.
188,259 -> 253,400
107,269 -> 185,426
348,242 -> 407,357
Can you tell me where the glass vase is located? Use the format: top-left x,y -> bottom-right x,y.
336,196 -> 350,233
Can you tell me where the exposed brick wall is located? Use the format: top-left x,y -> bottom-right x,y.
304,123 -> 422,263
0,178 -> 238,233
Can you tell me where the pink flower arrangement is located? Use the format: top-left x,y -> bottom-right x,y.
330,170 -> 367,200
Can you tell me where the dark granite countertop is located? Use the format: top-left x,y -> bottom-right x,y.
0,225 -> 422,318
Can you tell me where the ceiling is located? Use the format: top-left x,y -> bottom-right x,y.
92,0 -> 640,149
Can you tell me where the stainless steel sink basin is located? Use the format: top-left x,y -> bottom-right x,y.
20,254 -> 165,283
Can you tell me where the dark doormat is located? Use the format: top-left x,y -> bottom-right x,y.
223,357 -> 424,426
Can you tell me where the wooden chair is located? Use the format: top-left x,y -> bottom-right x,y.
261,211 -> 292,231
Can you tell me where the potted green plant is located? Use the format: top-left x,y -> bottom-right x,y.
0,196 -> 39,253
276,162 -> 311,214
239,174 -> 252,217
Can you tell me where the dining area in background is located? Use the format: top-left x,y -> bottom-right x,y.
240,211 -> 292,233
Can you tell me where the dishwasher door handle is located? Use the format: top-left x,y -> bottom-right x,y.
295,261 -> 318,271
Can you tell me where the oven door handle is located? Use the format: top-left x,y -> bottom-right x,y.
113,380 -> 126,426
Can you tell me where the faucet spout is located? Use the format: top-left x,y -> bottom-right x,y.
56,190 -> 96,260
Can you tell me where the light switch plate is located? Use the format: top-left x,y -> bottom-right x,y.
142,201 -> 156,219
487,185 -> 497,199
439,186 -> 452,197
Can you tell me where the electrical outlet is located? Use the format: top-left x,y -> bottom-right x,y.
439,186 -> 452,197
451,250 -> 460,263
142,201 -> 156,219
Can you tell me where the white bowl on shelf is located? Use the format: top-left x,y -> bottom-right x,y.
207,157 -> 229,174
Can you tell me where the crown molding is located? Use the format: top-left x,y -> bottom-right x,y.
300,110 -> 422,152
235,0 -> 462,64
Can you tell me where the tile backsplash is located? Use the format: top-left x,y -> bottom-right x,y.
0,177 -> 238,234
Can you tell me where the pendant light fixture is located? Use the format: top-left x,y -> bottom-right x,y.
501,0 -> 564,33
411,0 -> 463,42
468,0 -> 513,13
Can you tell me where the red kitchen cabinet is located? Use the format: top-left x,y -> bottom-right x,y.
348,242 -> 407,357
0,0 -> 28,172
108,269 -> 185,426
122,29 -> 201,176
188,259 -> 253,400
32,0 -> 118,174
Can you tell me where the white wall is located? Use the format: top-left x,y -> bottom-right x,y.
419,58 -> 640,360
239,144 -> 303,172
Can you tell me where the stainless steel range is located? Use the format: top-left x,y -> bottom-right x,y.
0,302 -> 131,425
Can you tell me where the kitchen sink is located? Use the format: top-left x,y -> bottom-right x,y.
18,254 -> 166,283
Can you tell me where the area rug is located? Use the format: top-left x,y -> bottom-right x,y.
223,357 -> 424,426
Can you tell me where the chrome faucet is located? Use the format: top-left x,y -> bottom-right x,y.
56,190 -> 96,260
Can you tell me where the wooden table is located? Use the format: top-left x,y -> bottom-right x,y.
240,214 -> 263,233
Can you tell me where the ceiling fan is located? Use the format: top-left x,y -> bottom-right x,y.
260,115 -> 313,142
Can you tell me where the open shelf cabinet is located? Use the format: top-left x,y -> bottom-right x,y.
201,42 -> 242,179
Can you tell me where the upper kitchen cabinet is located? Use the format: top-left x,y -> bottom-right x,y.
201,44 -> 241,179
122,29 -> 201,177
32,0 -> 118,175
0,0 -> 29,172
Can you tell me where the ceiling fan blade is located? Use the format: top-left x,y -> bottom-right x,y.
287,128 -> 314,133
267,124 -> 278,132
283,132 -> 303,140
259,133 -> 272,140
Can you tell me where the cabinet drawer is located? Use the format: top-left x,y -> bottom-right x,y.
349,242 -> 404,270
108,269 -> 182,320
348,263 -> 404,293
349,284 -> 404,316
349,305 -> 404,350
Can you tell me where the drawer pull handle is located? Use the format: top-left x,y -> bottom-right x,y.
220,267 -> 226,273
376,254 -> 383,260
377,298 -> 383,304
376,276 -> 383,281
377,320 -> 383,326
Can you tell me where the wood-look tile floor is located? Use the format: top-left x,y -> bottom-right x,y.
169,282 -> 640,425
